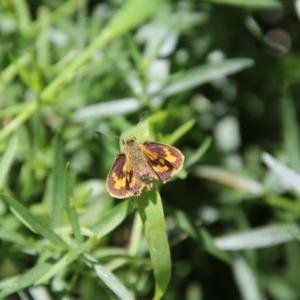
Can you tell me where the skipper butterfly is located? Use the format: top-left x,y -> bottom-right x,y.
106,136 -> 184,199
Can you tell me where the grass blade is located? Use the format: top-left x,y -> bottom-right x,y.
281,93 -> 300,173
135,188 -> 171,300
51,134 -> 67,228
215,224 -> 299,250
232,256 -> 261,300
185,136 -> 212,168
1,194 -> 68,248
0,135 -> 18,189
165,119 -> 195,145
263,152 -> 300,197
65,165 -> 83,244
94,264 -> 134,300
92,199 -> 135,237
36,238 -> 95,284
163,58 -> 254,97
204,0 -> 282,9
0,263 -> 52,298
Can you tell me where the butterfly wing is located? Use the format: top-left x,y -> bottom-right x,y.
141,141 -> 184,182
106,154 -> 145,198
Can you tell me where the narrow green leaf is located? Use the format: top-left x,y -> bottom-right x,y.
71,98 -> 140,121
281,93 -> 300,173
0,227 -> 26,245
0,135 -> 18,189
175,210 -> 230,263
165,119 -> 195,145
263,152 -> 300,197
51,134 -> 67,228
0,263 -> 52,298
121,117 -> 152,143
36,7 -> 51,68
265,194 -> 300,214
0,101 -> 38,144
185,136 -> 212,168
105,0 -> 165,37
10,52 -> 41,93
163,58 -> 254,97
0,53 -> 31,89
215,224 -> 299,250
204,0 -> 282,9
194,166 -> 263,195
24,0 -> 83,37
198,229 -> 231,263
65,165 -> 83,244
135,188 -> 171,300
36,238 -> 95,284
10,0 -> 31,31
94,264 -> 134,300
0,103 -> 28,119
232,256 -> 261,300
128,212 -> 143,256
92,199 -> 135,237
1,194 -> 68,248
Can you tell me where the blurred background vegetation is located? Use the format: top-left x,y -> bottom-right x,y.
1,0 -> 300,299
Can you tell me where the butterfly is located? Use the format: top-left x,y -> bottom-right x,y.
106,136 -> 184,199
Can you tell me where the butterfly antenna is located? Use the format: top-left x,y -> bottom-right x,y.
138,111 -> 149,124
95,131 -> 120,141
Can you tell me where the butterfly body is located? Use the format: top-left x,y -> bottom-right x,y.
123,137 -> 157,187
106,136 -> 184,199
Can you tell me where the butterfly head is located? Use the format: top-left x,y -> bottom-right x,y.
122,136 -> 136,147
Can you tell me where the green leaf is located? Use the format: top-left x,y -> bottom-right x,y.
35,238 -> 95,284
175,210 -> 230,263
263,152 -> 300,197
165,119 -> 195,145
65,164 -> 83,244
0,263 -> 52,298
92,199 -> 135,238
51,134 -> 67,228
0,135 -> 18,189
135,187 -> 171,300
0,101 -> 38,143
10,0 -> 31,31
94,264 -> 134,300
264,194 -> 300,214
194,166 -> 263,195
105,0 -> 166,38
232,256 -> 261,300
127,212 -> 144,255
121,117 -> 152,143
1,194 -> 68,248
215,224 -> 299,250
281,92 -> 300,173
0,227 -> 26,245
82,254 -> 135,299
71,98 -> 141,121
204,0 -> 282,9
163,58 -> 254,97
185,136 -> 212,168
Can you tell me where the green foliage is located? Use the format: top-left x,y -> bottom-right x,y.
1,0 -> 300,299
